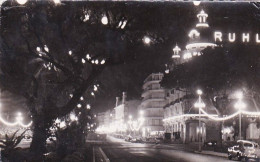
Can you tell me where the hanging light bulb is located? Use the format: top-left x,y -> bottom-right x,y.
80,96 -> 84,101
69,94 -> 73,98
83,14 -> 90,22
94,85 -> 98,91
68,50 -> 72,56
87,104 -> 91,109
91,60 -> 95,64
101,15 -> 108,25
16,0 -> 27,5
53,0 -> 61,4
121,20 -> 127,29
44,45 -> 49,52
101,59 -> 105,64
95,60 -> 99,64
86,54 -> 91,60
143,36 -> 151,45
91,92 -> 94,96
77,104 -> 82,108
36,47 -> 41,52
82,59 -> 86,64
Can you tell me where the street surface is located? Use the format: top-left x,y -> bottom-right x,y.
95,136 -> 231,162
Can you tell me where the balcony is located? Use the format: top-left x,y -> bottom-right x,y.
142,96 -> 165,102
142,88 -> 164,97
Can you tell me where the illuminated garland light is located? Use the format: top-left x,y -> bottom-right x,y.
94,85 -> 98,91
128,118 -> 144,131
120,20 -> 127,29
44,45 -> 49,52
83,14 -> 90,22
0,114 -> 32,128
185,43 -> 217,50
81,58 -> 86,64
163,114 -> 218,122
163,109 -> 260,123
86,54 -> 91,60
196,23 -> 209,28
183,52 -> 192,60
101,59 -> 105,65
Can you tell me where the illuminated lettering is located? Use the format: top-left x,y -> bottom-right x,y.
228,33 -> 236,42
242,33 -> 250,42
256,34 -> 260,43
214,32 -> 222,42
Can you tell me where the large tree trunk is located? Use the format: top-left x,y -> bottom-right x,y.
30,116 -> 50,156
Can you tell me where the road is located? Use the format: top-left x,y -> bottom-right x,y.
96,136 -> 231,162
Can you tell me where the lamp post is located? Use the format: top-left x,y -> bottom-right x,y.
234,91 -> 246,140
194,89 -> 205,152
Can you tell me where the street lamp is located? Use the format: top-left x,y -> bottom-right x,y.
234,91 -> 246,140
194,89 -> 205,152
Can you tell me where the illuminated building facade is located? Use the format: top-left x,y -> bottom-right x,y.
139,73 -> 166,137
172,10 -> 216,61
163,89 -> 219,143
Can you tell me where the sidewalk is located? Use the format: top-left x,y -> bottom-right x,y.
166,142 -> 227,158
194,150 -> 227,158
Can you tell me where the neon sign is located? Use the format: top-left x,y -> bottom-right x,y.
214,32 -> 260,43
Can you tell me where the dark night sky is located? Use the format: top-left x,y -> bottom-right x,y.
92,2 -> 260,113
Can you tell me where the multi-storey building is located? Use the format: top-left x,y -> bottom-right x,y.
139,73 -> 166,137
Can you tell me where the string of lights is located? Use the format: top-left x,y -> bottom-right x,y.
0,115 -> 32,127
163,109 -> 260,123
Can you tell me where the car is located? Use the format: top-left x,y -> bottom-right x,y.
204,140 -> 217,147
125,135 -> 132,142
146,137 -> 162,144
227,140 -> 260,161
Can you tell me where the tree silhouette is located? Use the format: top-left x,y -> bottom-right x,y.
0,1 -> 144,156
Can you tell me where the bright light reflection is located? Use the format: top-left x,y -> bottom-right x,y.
16,0 -> 27,5
101,15 -> 108,25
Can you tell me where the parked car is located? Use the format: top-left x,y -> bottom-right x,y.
228,140 -> 260,161
146,137 -> 162,144
204,140 -> 217,147
125,135 -> 132,142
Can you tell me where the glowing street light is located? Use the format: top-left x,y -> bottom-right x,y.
16,112 -> 23,122
143,36 -> 151,45
193,1 -> 201,6
53,0 -> 61,4
234,91 -> 246,140
16,0 -> 27,5
194,89 -> 205,152
101,15 -> 108,25
70,113 -> 76,121
139,110 -> 144,116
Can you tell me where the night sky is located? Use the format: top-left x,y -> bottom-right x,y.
1,2 -> 260,115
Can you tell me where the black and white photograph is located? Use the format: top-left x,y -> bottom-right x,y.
0,0 -> 260,161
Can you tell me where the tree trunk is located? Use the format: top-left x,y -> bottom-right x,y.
30,116 -> 49,156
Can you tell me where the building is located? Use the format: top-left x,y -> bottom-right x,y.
172,9 -> 216,61
97,112 -> 105,127
139,73 -> 166,137
163,88 -> 219,143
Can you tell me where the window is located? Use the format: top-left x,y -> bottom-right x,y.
244,143 -> 253,147
155,119 -> 159,125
